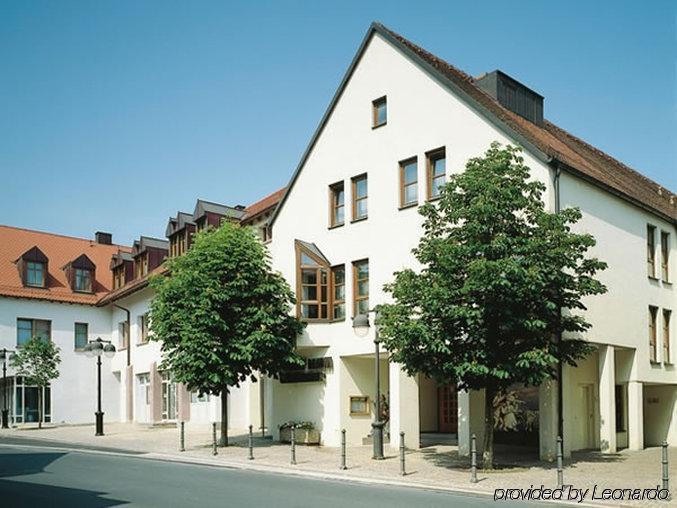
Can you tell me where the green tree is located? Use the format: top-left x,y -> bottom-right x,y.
378,143 -> 607,468
11,336 -> 61,429
150,221 -> 304,445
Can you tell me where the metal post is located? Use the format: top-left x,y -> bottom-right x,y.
248,424 -> 254,460
662,441 -> 669,492
212,422 -> 218,456
556,436 -> 564,487
1,350 -> 8,429
179,421 -> 185,452
340,429 -> 347,470
95,355 -> 104,436
372,325 -> 385,460
399,431 -> 406,476
290,425 -> 297,465
471,433 -> 477,483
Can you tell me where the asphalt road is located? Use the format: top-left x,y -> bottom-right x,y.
0,444 -> 556,507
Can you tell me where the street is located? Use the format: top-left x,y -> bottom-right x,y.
0,444 -> 557,507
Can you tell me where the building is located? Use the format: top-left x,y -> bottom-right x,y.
0,189 -> 283,430
266,22 -> 676,458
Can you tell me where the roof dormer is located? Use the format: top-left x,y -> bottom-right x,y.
16,246 -> 48,288
63,254 -> 96,293
192,199 -> 246,233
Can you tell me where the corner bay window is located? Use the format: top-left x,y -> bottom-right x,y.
295,241 -> 345,321
17,318 -> 51,347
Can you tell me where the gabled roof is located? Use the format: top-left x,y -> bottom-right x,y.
165,212 -> 195,237
296,239 -> 331,266
242,187 -> 285,223
270,22 -> 675,226
0,225 -> 131,305
132,236 -> 169,256
193,199 -> 246,222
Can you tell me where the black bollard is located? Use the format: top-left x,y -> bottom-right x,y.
400,431 -> 406,476
212,422 -> 218,456
556,436 -> 564,487
662,441 -> 669,492
248,424 -> 254,460
340,429 -> 347,470
471,433 -> 477,483
290,425 -> 297,465
180,421 -> 185,452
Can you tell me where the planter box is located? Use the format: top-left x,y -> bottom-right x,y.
280,427 -> 320,445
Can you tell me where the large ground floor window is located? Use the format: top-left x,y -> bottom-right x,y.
12,376 -> 51,424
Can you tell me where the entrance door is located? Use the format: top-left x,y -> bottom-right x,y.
437,385 -> 458,433
24,387 -> 40,423
581,384 -> 595,449
161,374 -> 177,422
136,374 -> 150,423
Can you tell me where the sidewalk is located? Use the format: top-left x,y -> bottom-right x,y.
1,423 -> 674,507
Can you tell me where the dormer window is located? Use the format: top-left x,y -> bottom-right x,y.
135,253 -> 148,278
74,268 -> 92,292
17,246 -> 49,288
26,261 -> 46,287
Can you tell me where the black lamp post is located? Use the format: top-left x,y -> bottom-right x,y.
352,308 -> 385,460
1,348 -> 16,429
84,337 -> 116,436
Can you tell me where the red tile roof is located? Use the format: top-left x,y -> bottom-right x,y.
0,225 -> 131,305
243,187 -> 285,223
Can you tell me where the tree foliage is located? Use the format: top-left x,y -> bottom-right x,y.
377,143 -> 607,465
149,221 -> 304,396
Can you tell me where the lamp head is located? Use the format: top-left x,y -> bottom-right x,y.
103,343 -> 116,358
90,340 -> 103,357
352,314 -> 370,338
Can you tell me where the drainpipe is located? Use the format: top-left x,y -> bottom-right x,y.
553,163 -> 564,447
114,304 -> 133,422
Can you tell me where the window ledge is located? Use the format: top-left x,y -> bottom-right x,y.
398,202 -> 418,211
328,223 -> 345,231
350,217 -> 368,224
650,360 -> 660,365
426,196 -> 442,203
372,121 -> 387,130
74,347 -> 88,352
136,341 -> 149,347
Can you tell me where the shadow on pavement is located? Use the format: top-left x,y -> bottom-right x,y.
0,478 -> 125,508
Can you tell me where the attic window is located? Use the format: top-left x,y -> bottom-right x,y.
17,246 -> 49,288
26,261 -> 46,288
372,96 -> 387,128
74,268 -> 92,292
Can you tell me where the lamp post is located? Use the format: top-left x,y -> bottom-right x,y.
84,337 -> 116,436
1,348 -> 16,429
352,308 -> 385,460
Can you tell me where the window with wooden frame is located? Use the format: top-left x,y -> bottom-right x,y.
399,157 -> 418,208
352,259 -> 369,316
74,267 -> 92,293
427,147 -> 446,200
329,181 -> 345,228
119,321 -> 130,350
649,306 -> 658,362
647,225 -> 657,278
139,313 -> 149,344
113,266 -> 125,289
351,174 -> 368,221
74,322 -> 88,350
661,231 -> 670,282
349,395 -> 370,416
663,309 -> 672,364
134,254 -> 148,279
296,243 -> 330,320
372,96 -> 386,128
332,265 -> 345,320
17,318 -> 51,347
25,261 -> 46,288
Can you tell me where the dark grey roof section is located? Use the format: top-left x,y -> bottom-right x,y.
193,199 -> 246,222
117,251 -> 134,262
269,22 -> 552,227
165,211 -> 195,237
133,236 -> 169,255
296,239 -> 331,265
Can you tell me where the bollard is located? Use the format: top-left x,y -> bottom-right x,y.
212,422 -> 218,456
340,429 -> 347,470
556,436 -> 564,487
248,424 -> 254,460
290,425 -> 297,465
400,431 -> 406,476
179,421 -> 185,452
662,441 -> 669,492
471,433 -> 477,483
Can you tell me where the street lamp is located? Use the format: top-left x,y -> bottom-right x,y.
84,337 -> 116,436
0,348 -> 16,429
352,309 -> 385,460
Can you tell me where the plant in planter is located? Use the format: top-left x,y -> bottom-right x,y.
279,421 -> 320,445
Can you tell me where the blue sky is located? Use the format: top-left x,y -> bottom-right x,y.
1,1 -> 675,245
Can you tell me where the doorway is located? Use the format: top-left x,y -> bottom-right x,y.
161,373 -> 177,422
437,384 -> 458,433
136,373 -> 150,423
581,384 -> 596,449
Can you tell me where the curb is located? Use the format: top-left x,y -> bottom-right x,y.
0,439 -> 597,507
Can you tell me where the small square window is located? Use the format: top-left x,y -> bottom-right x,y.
372,97 -> 387,128
349,396 -> 370,416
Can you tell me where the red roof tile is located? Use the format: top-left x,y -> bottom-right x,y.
243,187 -> 285,222
0,225 -> 131,305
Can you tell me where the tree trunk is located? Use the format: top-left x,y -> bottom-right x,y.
482,386 -> 496,469
38,387 -> 43,430
219,389 -> 228,447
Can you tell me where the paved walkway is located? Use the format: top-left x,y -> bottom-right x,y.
1,423 -> 674,507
